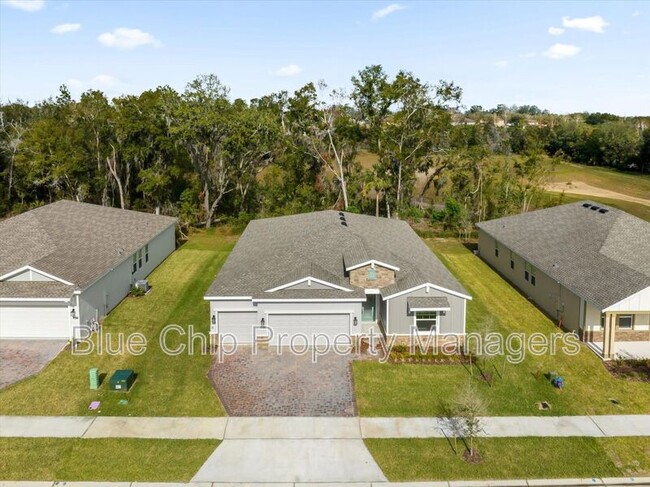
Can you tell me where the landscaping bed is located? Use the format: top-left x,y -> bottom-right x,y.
605,358 -> 650,383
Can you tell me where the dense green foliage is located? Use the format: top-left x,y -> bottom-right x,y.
1,66 -> 647,227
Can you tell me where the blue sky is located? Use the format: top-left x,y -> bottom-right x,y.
1,0 -> 649,115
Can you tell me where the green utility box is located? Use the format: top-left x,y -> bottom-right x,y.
109,369 -> 136,392
89,368 -> 99,390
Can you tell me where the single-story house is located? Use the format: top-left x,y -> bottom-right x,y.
476,201 -> 650,359
0,200 -> 177,340
204,211 -> 471,346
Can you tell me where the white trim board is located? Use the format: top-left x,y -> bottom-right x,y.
252,298 -> 365,303
204,296 -> 253,301
265,276 -> 352,293
383,282 -> 472,301
0,265 -> 74,286
345,259 -> 400,272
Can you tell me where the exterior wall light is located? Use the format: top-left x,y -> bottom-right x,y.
70,308 -> 77,319
211,314 -> 216,325
261,317 -> 266,328
353,317 -> 358,327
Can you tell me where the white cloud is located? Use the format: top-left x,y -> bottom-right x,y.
2,0 -> 44,11
92,74 -> 121,88
371,3 -> 405,21
548,26 -> 564,35
562,15 -> 608,33
494,60 -> 509,68
98,27 -> 161,49
272,64 -> 302,77
543,43 -> 581,60
51,23 -> 80,34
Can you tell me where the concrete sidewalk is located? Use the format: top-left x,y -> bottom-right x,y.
1,477 -> 650,486
2,415 -> 649,439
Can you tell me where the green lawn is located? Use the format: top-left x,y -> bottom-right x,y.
366,437 -> 650,481
0,438 -> 218,481
0,228 -> 238,416
353,239 -> 650,416
550,161 -> 650,200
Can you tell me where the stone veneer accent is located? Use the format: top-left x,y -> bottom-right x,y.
349,264 -> 395,289
582,328 -> 650,342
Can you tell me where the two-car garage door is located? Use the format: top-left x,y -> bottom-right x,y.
0,303 -> 70,339
217,311 -> 350,345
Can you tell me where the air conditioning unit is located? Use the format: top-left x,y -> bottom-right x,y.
135,279 -> 150,292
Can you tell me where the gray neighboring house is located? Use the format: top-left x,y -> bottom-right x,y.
0,200 -> 177,340
204,211 -> 471,346
476,201 -> 650,359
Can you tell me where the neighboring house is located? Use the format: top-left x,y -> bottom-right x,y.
204,211 -> 471,346
476,201 -> 650,359
0,201 -> 176,340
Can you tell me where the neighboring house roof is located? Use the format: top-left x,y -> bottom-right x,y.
0,281 -> 75,300
205,211 -> 469,301
476,201 -> 650,310
0,200 -> 177,296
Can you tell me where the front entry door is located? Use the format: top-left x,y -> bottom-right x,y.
361,295 -> 377,322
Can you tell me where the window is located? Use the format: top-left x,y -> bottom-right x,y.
494,241 -> 499,258
524,270 -> 529,282
145,244 -> 149,263
132,254 -> 137,274
138,249 -> 143,269
531,275 -> 536,286
368,267 -> 377,281
510,260 -> 515,270
618,315 -> 633,329
415,311 -> 437,332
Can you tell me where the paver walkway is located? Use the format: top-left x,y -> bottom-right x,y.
209,348 -> 357,416
0,340 -> 67,389
2,415 -> 649,439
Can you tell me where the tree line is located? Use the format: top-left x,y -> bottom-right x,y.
1,65 -> 648,231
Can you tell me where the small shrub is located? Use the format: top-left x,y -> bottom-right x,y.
130,286 -> 146,297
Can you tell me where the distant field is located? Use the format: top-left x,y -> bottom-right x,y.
549,161 -> 650,200
542,191 -> 650,222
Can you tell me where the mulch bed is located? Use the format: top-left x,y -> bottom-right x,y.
605,358 -> 650,382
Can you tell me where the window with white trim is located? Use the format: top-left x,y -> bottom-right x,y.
138,249 -> 143,269
415,311 -> 437,332
132,254 -> 137,274
618,315 -> 633,329
145,244 -> 149,263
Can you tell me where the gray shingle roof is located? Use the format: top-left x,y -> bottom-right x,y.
476,201 -> 650,310
0,281 -> 74,299
206,211 -> 469,300
407,296 -> 450,310
0,201 -> 176,296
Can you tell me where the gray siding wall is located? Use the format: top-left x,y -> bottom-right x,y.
209,300 -> 363,335
78,224 -> 176,329
6,269 -> 55,282
585,302 -> 602,329
478,229 -> 584,332
386,287 -> 466,335
284,281 -> 334,290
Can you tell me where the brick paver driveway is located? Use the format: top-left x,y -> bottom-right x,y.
209,347 -> 358,416
0,340 -> 67,389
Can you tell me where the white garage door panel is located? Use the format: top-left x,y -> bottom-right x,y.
0,303 -> 69,339
268,313 -> 349,345
218,311 -> 257,343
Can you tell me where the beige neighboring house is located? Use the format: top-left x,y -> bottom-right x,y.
477,201 -> 650,360
0,201 -> 176,340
